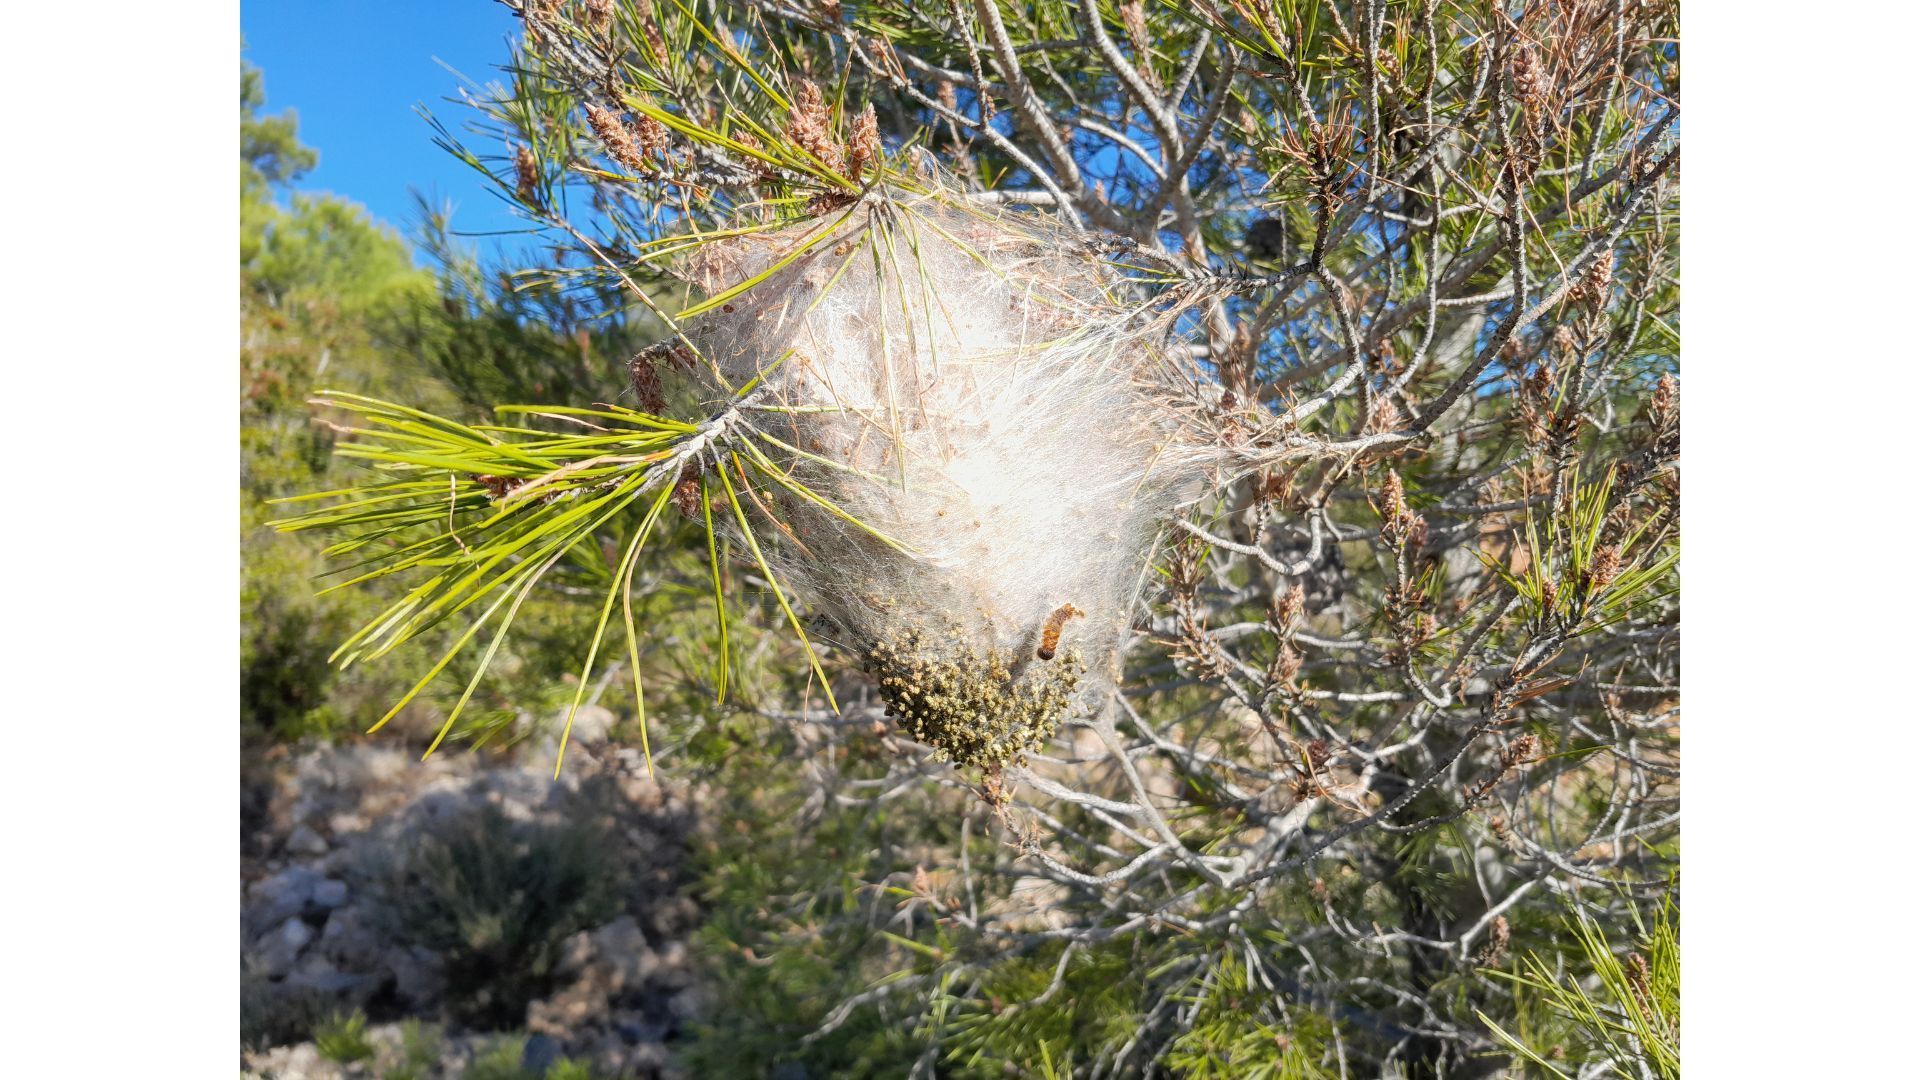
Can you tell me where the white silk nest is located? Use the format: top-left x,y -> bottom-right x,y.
672,191 -> 1219,767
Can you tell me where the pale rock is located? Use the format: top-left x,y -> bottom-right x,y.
590,916 -> 652,989
655,939 -> 689,971
554,929 -> 596,979
616,1039 -> 671,1073
247,867 -> 323,931
312,878 -> 349,909
287,956 -> 377,1001
255,916 -> 316,979
670,985 -> 713,1022
316,908 -> 382,972
529,983 -> 608,1038
286,824 -> 329,856
326,812 -> 367,837
563,704 -> 617,745
243,1041 -> 326,1079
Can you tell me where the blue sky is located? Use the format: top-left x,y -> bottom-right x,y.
242,1 -> 528,254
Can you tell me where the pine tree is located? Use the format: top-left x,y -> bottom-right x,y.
268,4 -> 1681,1075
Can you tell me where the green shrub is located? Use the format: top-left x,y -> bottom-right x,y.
466,1036 -> 599,1080
375,803 -> 629,1029
313,1009 -> 375,1064
382,1020 -> 446,1080
238,972 -> 334,1052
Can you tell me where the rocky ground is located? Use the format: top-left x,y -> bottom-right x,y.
241,709 -> 709,1078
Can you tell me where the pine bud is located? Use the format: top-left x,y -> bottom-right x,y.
671,467 -> 702,519
848,103 -> 880,184
638,115 -> 668,157
787,81 -> 847,174
1581,249 -> 1615,307
1477,914 -> 1512,966
1625,951 -> 1652,1003
1120,1 -> 1150,56
586,104 -> 648,173
1271,581 -> 1305,633
513,144 -> 542,206
629,348 -> 668,414
1509,732 -> 1542,764
1649,372 -> 1678,430
1305,738 -> 1331,769
1367,393 -> 1402,434
1411,512 -> 1432,550
1584,545 -> 1621,593
1275,644 -> 1302,687
1381,469 -> 1407,523
638,2 -> 670,68
1510,44 -> 1547,119
1552,324 -> 1577,355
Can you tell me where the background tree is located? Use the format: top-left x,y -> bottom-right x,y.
242,59 -> 429,741
267,2 -> 1680,1076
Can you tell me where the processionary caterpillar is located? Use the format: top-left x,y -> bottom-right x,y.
1037,603 -> 1084,660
